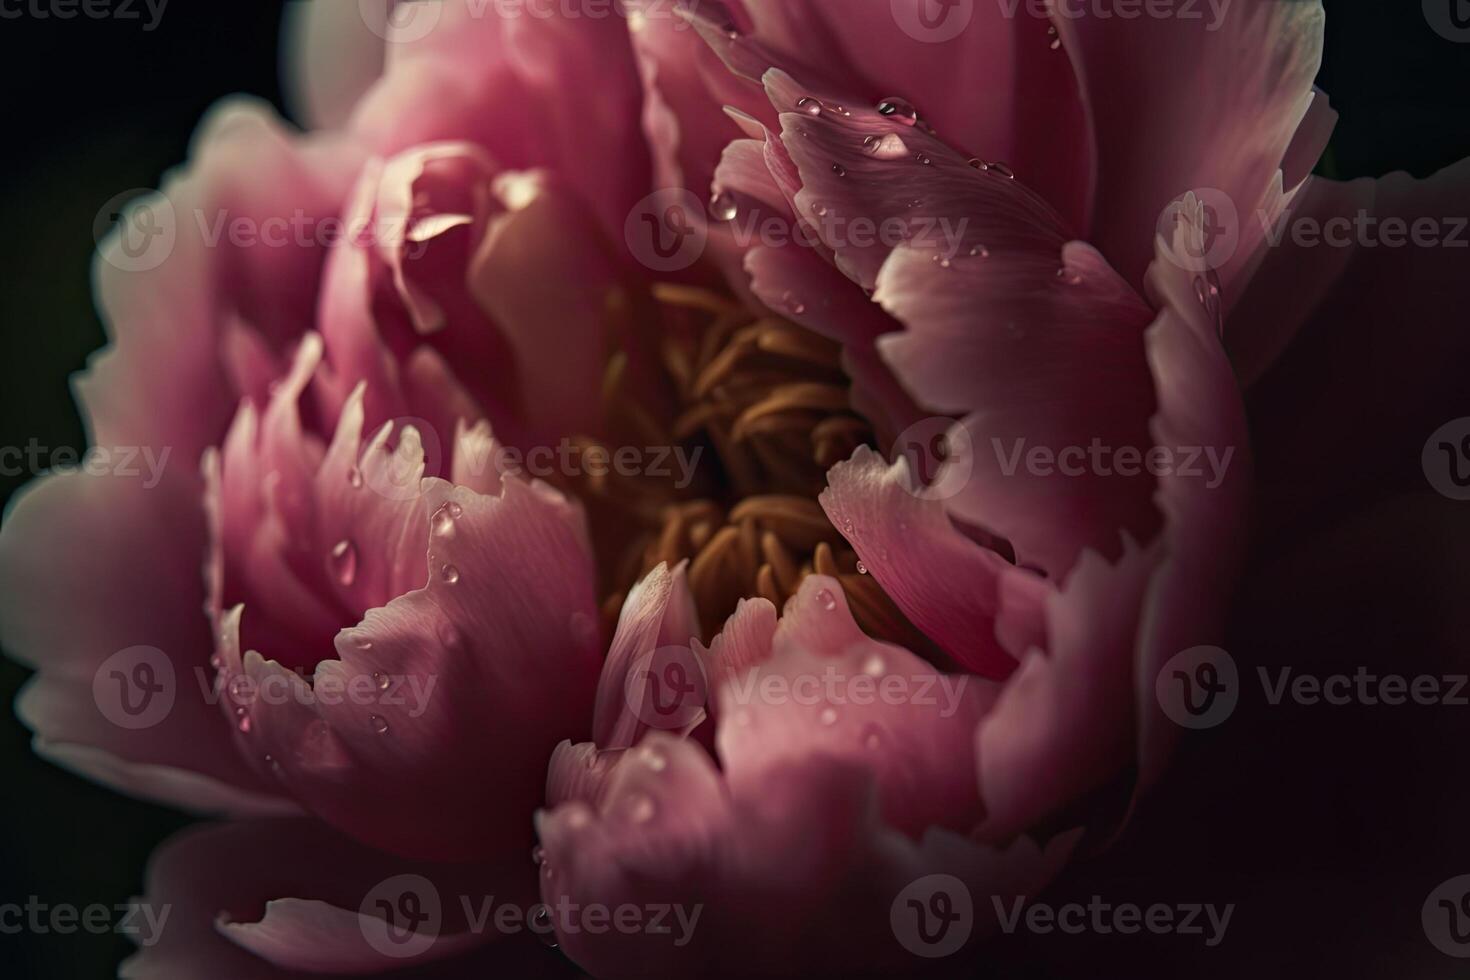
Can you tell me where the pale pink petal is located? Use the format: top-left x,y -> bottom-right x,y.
1054,0 -> 1326,288
820,446 -> 1045,677
281,0 -> 387,129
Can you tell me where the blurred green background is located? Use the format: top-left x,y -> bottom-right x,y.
0,1 -> 1466,976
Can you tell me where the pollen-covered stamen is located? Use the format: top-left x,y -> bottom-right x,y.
570,283 -> 923,646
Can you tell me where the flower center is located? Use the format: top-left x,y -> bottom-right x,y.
568,283 -> 921,646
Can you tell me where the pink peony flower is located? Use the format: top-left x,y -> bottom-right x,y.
2,1 -> 1466,977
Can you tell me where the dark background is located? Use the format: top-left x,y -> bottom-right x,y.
0,2 -> 1467,977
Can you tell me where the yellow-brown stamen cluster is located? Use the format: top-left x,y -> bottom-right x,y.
568,283 -> 921,646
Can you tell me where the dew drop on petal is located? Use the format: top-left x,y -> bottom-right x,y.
796,96 -> 823,116
781,290 -> 806,316
531,845 -> 545,866
369,714 -> 390,735
831,162 -> 846,177
642,747 -> 668,772
819,706 -> 839,726
234,707 -> 251,733
861,653 -> 886,677
990,161 -> 1016,179
372,671 -> 390,691
817,588 -> 837,611
709,190 -> 738,221
856,560 -> 868,575
438,621 -> 462,650
432,505 -> 457,539
352,633 -> 373,651
970,244 -> 990,258
627,793 -> 657,823
916,153 -> 932,166
347,466 -> 364,489
876,97 -> 918,126
531,906 -> 560,947
863,132 -> 909,160
329,539 -> 358,587
861,723 -> 884,749
439,563 -> 461,585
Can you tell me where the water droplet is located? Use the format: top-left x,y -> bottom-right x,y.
209,652 -> 223,670
856,560 -> 868,575
627,793 -> 657,823
861,723 -> 884,749
642,747 -> 668,772
916,153 -> 932,166
709,190 -> 738,221
831,162 -> 846,177
967,157 -> 986,170
817,588 -> 837,611
819,706 -> 839,726
969,244 -> 990,258
372,671 -> 390,691
438,621 -> 462,649
811,201 -> 829,217
861,653 -> 886,677
234,707 -> 251,733
796,96 -> 823,116
990,161 -> 1016,179
329,539 -> 358,587
530,906 -> 560,947
781,290 -> 806,316
432,505 -> 457,538
447,502 -> 462,518
931,254 -> 952,269
352,633 -> 373,651
531,845 -> 545,866
439,563 -> 460,585
369,714 -> 390,735
1047,25 -> 1062,49
876,97 -> 918,126
863,132 -> 909,160
347,466 -> 363,489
